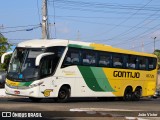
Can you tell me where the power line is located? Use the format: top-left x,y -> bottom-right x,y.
1,24 -> 41,29
1,25 -> 41,34
130,39 -> 160,50
50,16 -> 155,29
88,0 -> 153,40
53,15 -> 160,20
104,7 -> 160,42
50,0 -> 160,42
111,23 -> 160,47
49,0 -> 160,12
53,5 -> 160,16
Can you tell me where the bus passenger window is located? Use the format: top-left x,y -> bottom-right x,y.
82,50 -> 96,66
138,57 -> 147,70
71,53 -> 80,64
62,48 -> 80,67
113,55 -> 123,68
65,57 -> 72,64
127,56 -> 137,69
148,58 -> 157,70
98,52 -> 110,67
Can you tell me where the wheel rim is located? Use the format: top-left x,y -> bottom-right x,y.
124,89 -> 132,101
59,90 -> 66,99
135,91 -> 140,98
125,93 -> 131,100
133,89 -> 141,100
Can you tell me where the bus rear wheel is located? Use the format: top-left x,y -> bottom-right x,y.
56,86 -> 70,103
132,88 -> 141,101
123,87 -> 132,101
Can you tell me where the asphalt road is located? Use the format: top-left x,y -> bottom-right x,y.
0,97 -> 160,120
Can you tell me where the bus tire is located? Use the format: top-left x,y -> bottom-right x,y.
123,87 -> 132,101
57,86 -> 70,103
132,88 -> 141,101
29,97 -> 42,102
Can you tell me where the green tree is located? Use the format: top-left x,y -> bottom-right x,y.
0,37 -> 11,71
154,49 -> 160,69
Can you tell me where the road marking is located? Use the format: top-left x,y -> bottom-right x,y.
70,108 -> 142,111
126,117 -> 148,120
70,108 -> 148,120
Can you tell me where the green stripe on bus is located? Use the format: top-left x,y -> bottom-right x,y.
68,44 -> 94,49
90,67 -> 115,92
78,66 -> 104,91
24,81 -> 33,86
19,81 -> 33,86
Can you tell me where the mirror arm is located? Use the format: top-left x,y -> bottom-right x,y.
35,52 -> 54,66
1,51 -> 13,64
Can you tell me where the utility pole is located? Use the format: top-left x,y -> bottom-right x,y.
142,41 -> 144,52
42,0 -> 49,39
0,25 -> 4,38
153,37 -> 157,52
77,30 -> 80,41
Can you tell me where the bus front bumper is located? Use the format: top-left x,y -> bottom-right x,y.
5,84 -> 40,97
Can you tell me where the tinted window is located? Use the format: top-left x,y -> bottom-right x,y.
148,57 -> 157,70
138,57 -> 147,70
46,46 -> 65,57
112,54 -> 123,68
62,48 -> 80,67
98,52 -> 111,67
82,50 -> 96,66
126,55 -> 138,69
40,55 -> 55,78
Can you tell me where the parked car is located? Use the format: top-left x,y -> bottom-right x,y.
0,71 -> 6,88
152,90 -> 160,98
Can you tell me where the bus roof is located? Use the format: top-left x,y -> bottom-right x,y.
17,39 -> 93,48
17,39 -> 157,58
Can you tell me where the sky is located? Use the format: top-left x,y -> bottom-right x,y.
0,0 -> 160,53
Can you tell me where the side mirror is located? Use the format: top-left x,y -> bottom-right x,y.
35,52 -> 54,66
1,51 -> 13,64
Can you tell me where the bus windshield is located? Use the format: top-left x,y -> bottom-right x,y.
8,47 -> 45,81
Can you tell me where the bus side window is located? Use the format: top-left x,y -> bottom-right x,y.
98,52 -> 110,67
138,57 -> 147,70
127,55 -> 137,69
62,48 -> 80,67
82,50 -> 96,66
148,57 -> 157,70
112,54 -> 123,68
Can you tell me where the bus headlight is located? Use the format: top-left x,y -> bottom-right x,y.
29,81 -> 44,88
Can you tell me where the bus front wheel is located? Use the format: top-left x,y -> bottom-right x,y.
56,86 -> 70,103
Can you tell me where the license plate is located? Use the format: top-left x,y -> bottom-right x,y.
14,91 -> 20,95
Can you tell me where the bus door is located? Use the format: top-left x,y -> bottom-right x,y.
38,55 -> 56,97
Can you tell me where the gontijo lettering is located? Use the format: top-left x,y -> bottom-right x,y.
113,71 -> 140,78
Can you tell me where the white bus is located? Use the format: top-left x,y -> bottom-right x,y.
1,39 -> 158,102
